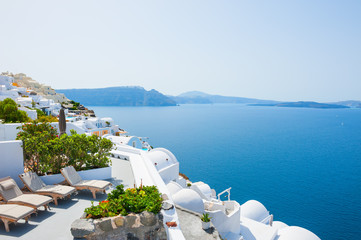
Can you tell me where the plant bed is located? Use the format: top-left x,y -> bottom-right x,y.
71,211 -> 167,239
71,184 -> 166,239
84,184 -> 163,218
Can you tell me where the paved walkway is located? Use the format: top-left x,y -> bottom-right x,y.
0,158 -> 134,240
176,206 -> 221,240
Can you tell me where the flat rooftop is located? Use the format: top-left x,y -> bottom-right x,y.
0,158 -> 134,240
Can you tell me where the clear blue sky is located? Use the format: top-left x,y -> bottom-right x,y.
0,0 -> 360,101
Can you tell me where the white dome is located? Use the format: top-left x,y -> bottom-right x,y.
173,189 -> 204,213
272,221 -> 289,230
147,148 -> 179,184
148,148 -> 178,169
240,200 -> 270,223
167,181 -> 183,196
277,226 -> 320,240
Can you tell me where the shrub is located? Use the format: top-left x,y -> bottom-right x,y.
16,123 -> 114,175
85,185 -> 163,219
37,115 -> 58,122
16,121 -> 58,173
0,98 -> 30,123
34,108 -> 45,117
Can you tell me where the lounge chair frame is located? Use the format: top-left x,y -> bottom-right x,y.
19,173 -> 75,206
0,205 -> 35,232
0,177 -> 52,210
60,167 -> 111,199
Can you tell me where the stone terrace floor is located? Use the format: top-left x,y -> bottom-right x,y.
0,158 -> 135,240
176,206 -> 221,240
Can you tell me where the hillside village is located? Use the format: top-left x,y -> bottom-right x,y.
0,72 -> 95,118
0,72 -> 123,141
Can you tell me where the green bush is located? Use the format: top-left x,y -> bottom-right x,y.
37,115 -> 58,122
0,98 -> 30,123
34,108 -> 45,117
16,122 -> 114,175
84,185 -> 163,219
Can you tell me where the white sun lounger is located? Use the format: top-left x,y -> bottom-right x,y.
19,172 -> 77,205
0,204 -> 35,232
0,177 -> 53,210
60,166 -> 112,199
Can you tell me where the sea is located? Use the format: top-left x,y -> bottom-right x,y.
91,104 -> 361,240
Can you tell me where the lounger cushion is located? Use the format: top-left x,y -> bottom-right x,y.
61,166 -> 82,185
19,172 -> 46,191
0,179 -> 23,200
74,180 -> 111,190
8,194 -> 52,208
0,181 -> 16,191
36,185 -> 76,196
0,204 -> 34,220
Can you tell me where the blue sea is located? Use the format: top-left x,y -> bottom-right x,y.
91,104 -> 361,240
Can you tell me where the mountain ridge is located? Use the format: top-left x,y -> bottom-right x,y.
56,86 -> 177,106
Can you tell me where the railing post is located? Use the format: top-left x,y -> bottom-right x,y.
269,214 -> 273,226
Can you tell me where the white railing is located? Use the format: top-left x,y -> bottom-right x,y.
217,187 -> 232,201
260,213 -> 274,226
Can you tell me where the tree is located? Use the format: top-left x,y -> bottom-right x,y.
0,98 -> 30,123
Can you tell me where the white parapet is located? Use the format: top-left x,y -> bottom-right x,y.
0,140 -> 25,187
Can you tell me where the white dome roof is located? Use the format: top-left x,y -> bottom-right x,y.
148,148 -> 178,170
277,226 -> 320,240
167,181 -> 183,196
240,200 -> 269,222
173,189 -> 204,214
272,221 -> 289,230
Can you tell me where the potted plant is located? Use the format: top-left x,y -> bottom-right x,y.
200,213 -> 211,230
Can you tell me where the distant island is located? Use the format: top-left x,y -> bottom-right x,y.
250,101 -> 350,109
56,87 -> 176,106
169,91 -> 277,105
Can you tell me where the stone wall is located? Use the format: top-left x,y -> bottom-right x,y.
71,211 -> 167,240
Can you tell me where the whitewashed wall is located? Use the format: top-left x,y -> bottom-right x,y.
0,140 -> 24,187
0,123 -> 22,141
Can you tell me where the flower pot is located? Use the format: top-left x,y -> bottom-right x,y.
202,221 -> 211,230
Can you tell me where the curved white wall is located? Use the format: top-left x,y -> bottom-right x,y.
277,226 -> 320,240
240,200 -> 270,223
148,148 -> 179,184
173,189 -> 204,214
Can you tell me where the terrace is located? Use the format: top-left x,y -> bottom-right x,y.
0,157 -> 134,240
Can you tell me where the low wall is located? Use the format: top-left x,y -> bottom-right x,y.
40,167 -> 112,185
0,140 -> 24,187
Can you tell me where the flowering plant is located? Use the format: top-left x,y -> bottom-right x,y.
84,184 -> 163,219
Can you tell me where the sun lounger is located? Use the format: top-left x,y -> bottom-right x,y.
0,204 -> 35,232
0,177 -> 53,210
60,166 -> 112,199
19,172 -> 77,205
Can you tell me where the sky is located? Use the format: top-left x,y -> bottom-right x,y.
0,0 -> 360,102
